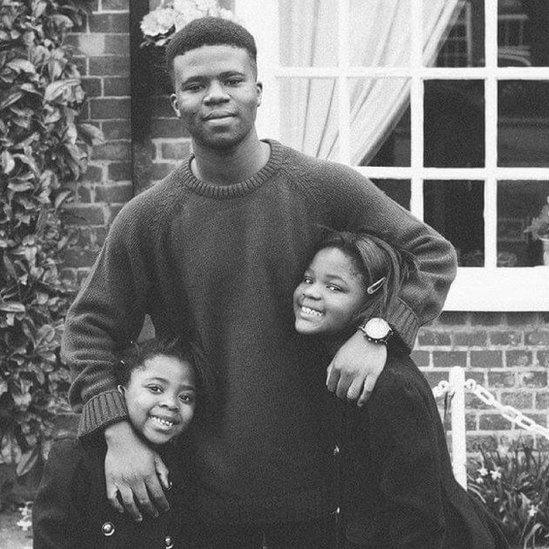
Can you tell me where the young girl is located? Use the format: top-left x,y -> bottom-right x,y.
33,338 -> 200,549
294,231 -> 509,549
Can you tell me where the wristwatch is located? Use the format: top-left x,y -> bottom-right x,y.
358,318 -> 393,345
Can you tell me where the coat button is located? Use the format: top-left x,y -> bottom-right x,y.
101,522 -> 115,536
165,535 -> 174,548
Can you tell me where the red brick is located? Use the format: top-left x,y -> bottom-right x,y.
489,331 -> 522,346
108,204 -> 124,222
471,313 -> 504,326
103,77 -> 130,96
102,120 -> 131,140
76,185 -> 92,203
151,162 -> 177,180
88,13 -> 129,33
526,330 -> 549,345
470,351 -> 502,369
91,142 -> 130,161
63,205 -> 105,226
421,370 -> 448,387
151,118 -> 186,138
519,371 -> 547,388
81,164 -> 104,183
89,56 -> 130,76
465,392 -> 491,410
454,331 -> 487,346
501,392 -> 533,409
72,34 -> 106,56
538,351 -> 549,368
432,351 -> 467,368
101,0 -> 128,10
506,312 -> 541,326
160,141 -> 191,160
95,183 -> 133,203
479,414 -> 512,430
81,77 -> 102,97
108,162 -> 131,181
417,330 -> 451,346
73,56 -> 88,77
437,312 -> 469,325
465,413 -> 477,430
505,350 -> 533,368
535,393 -> 549,409
464,371 -> 485,385
487,371 -> 515,388
105,34 -> 129,55
90,97 -> 130,120
410,350 -> 430,367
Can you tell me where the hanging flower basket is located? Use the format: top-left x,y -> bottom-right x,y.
524,196 -> 549,265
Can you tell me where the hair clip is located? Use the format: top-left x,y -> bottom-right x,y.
367,277 -> 386,294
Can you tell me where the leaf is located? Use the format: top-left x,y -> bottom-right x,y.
16,447 -> 39,477
7,59 -> 36,74
1,150 -> 15,174
0,91 -> 23,110
51,14 -> 74,29
54,189 -> 72,209
43,78 -> 79,103
8,181 -> 34,193
0,302 -> 26,313
78,123 -> 104,146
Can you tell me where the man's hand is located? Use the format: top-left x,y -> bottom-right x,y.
326,330 -> 387,406
104,421 -> 170,521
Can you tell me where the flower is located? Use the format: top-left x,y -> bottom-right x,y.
528,505 -> 538,518
524,196 -> 549,240
141,8 -> 177,37
489,469 -> 502,480
477,466 -> 488,476
476,476 -> 484,484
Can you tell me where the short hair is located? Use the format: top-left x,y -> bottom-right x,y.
165,17 -> 258,80
313,229 -> 417,323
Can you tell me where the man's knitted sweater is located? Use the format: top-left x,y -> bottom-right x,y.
63,139 -> 457,524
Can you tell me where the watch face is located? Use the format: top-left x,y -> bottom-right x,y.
365,318 -> 391,339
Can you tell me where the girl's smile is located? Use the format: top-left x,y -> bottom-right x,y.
293,247 -> 368,336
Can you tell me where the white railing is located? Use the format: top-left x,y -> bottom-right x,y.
432,366 -> 549,489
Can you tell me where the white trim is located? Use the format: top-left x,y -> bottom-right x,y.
353,167 -> 549,179
445,268 -> 549,311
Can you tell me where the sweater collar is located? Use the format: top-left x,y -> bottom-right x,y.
179,139 -> 286,199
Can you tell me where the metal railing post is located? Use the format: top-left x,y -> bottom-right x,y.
449,366 -> 467,488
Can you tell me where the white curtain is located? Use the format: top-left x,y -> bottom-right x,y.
279,0 -> 462,164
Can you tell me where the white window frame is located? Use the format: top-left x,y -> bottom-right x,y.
235,0 -> 549,311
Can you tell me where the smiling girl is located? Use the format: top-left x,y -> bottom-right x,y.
33,338 -> 201,549
294,230 -> 509,548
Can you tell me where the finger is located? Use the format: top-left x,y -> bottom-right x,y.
154,456 -> 171,491
146,473 -> 170,514
133,481 -> 160,518
326,362 -> 340,393
357,376 -> 377,407
346,378 -> 364,401
106,485 -> 124,514
118,486 -> 142,522
335,373 -> 352,400
325,363 -> 333,386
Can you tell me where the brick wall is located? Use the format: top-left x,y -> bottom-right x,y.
65,3 -> 549,456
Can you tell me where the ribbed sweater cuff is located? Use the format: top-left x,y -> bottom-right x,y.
387,299 -> 420,351
78,390 -> 128,439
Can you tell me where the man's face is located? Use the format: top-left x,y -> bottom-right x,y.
170,44 -> 262,150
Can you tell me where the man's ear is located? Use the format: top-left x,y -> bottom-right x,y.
256,82 -> 263,107
171,93 -> 181,117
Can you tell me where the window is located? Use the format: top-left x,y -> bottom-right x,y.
235,0 -> 549,310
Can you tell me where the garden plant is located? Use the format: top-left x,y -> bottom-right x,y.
0,0 -> 99,505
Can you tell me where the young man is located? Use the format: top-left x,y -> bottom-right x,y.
63,17 -> 457,547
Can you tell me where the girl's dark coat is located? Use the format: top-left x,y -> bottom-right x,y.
33,437 -> 188,548
340,349 -> 509,549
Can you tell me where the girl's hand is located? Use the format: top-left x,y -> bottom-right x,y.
326,330 -> 387,406
104,421 -> 170,521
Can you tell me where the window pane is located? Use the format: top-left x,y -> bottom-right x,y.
498,81 -> 549,167
278,78 -> 339,159
279,0 -> 338,66
424,180 -> 485,266
498,180 -> 549,267
350,78 -> 411,167
349,0 -> 410,67
498,0 -> 548,67
424,80 -> 485,168
437,0 -> 484,68
372,179 -> 410,210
